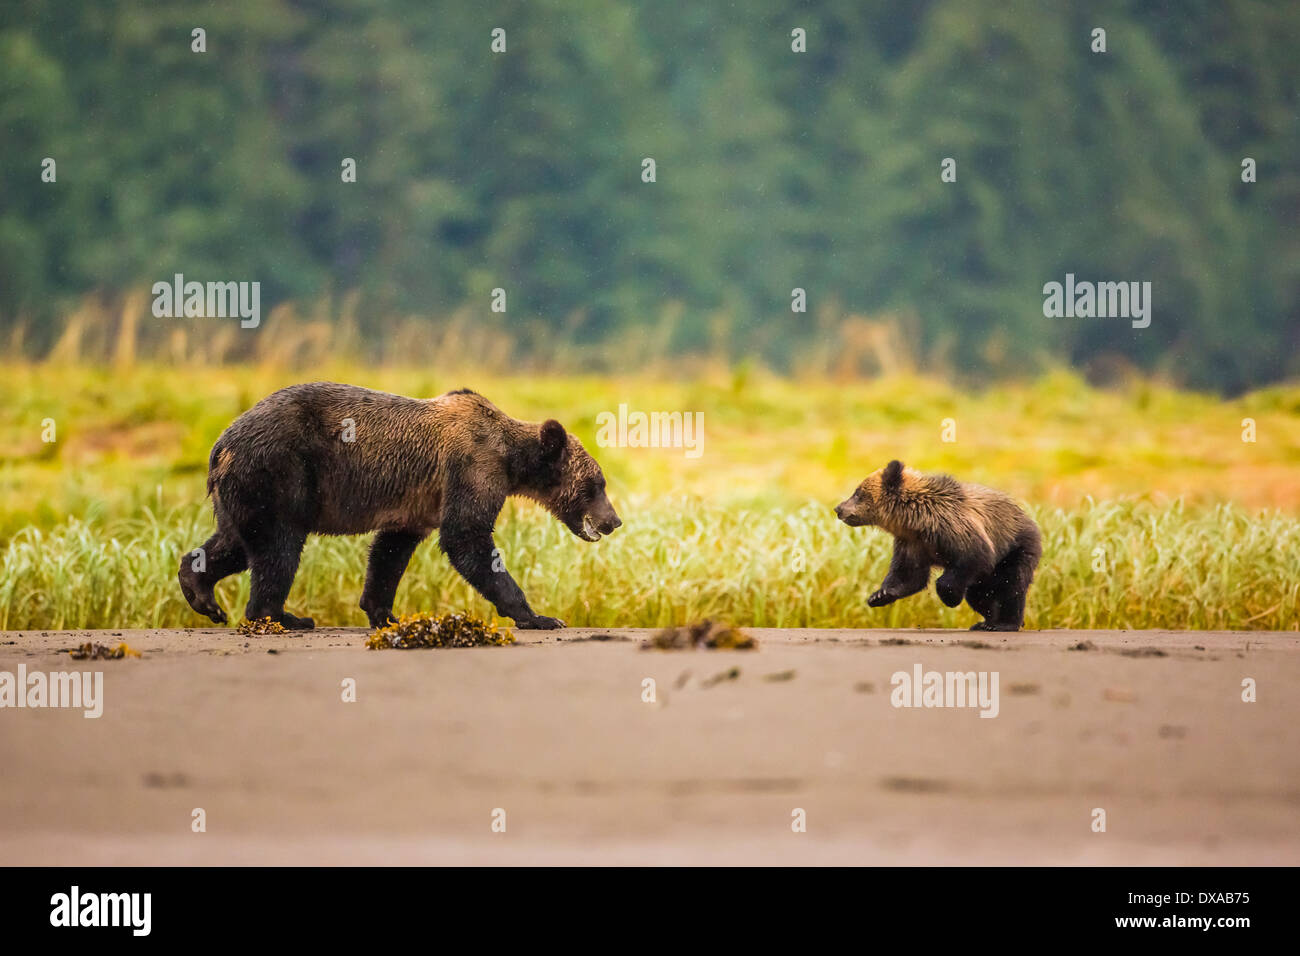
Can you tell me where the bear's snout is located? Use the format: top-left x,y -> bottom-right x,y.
592,499 -> 622,536
574,495 -> 621,541
835,498 -> 866,526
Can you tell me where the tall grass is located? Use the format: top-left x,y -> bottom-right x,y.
3,363 -> 1300,536
1,361 -> 1296,631
1,497 -> 1295,631
11,292 -> 939,379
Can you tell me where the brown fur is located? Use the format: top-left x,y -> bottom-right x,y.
179,383 -> 620,630
835,460 -> 1041,631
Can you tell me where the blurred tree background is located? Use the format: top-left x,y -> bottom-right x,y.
0,0 -> 1296,392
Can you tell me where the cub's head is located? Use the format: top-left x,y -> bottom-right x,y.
835,459 -> 905,527
533,419 -> 621,542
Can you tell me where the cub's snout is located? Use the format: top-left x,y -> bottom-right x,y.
834,494 -> 870,527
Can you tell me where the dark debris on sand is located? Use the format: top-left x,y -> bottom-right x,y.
641,620 -> 757,651
365,612 -> 515,649
237,617 -> 289,637
69,642 -> 140,660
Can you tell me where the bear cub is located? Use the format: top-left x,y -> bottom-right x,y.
179,383 -> 621,631
835,460 -> 1041,631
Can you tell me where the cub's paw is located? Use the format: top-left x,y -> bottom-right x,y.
515,615 -> 566,630
971,621 -> 1020,632
935,582 -> 965,608
867,588 -> 897,608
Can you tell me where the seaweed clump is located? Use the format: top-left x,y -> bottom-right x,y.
70,642 -> 140,660
365,612 -> 515,649
642,620 -> 757,651
238,617 -> 289,636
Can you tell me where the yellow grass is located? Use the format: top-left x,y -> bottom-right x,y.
0,362 -> 1296,630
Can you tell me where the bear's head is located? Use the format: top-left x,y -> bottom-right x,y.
835,459 -> 905,527
530,419 -> 622,542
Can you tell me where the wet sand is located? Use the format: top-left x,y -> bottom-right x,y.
1,627 -> 1296,865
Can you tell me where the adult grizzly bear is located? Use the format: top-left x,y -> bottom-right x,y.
834,460 -> 1041,631
178,383 -> 621,630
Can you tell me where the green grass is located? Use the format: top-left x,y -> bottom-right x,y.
1,362 -> 1297,631
1,496 -> 1295,631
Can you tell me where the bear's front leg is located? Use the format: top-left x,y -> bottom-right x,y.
438,519 -> 565,629
869,539 -> 931,607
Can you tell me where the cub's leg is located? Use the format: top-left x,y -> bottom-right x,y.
987,543 -> 1039,631
242,521 -> 314,630
868,538 -> 931,607
936,562 -> 985,609
178,531 -> 247,625
964,574 -> 1004,630
934,523 -> 998,610
360,530 -> 426,628
966,545 -> 1036,631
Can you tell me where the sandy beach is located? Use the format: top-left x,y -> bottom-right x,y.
1,626 -> 1296,865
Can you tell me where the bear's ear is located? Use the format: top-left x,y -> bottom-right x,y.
882,459 -> 905,492
539,419 -> 567,461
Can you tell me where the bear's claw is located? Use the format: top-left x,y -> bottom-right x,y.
276,612 -> 315,630
867,588 -> 896,608
515,615 -> 566,630
365,610 -> 398,629
178,568 -> 227,624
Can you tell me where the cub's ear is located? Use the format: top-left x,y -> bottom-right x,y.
882,459 -> 905,492
539,419 -> 567,461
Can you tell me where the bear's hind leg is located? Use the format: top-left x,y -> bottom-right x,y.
360,530 -> 426,628
990,559 -> 1031,630
989,590 -> 1026,631
964,575 -> 1003,631
970,546 -> 1036,632
243,522 -> 314,630
178,532 -> 247,625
